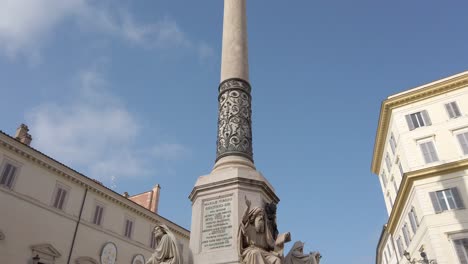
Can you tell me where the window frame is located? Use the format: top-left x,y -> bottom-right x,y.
92,201 -> 105,226
406,110 -> 431,131
389,132 -> 397,155
51,182 -> 70,211
455,131 -> 468,156
402,223 -> 411,247
430,187 -> 465,213
0,157 -> 21,190
418,140 -> 439,164
396,236 -> 404,258
408,206 -> 419,235
451,233 -> 468,264
123,216 -> 135,239
445,101 -> 462,119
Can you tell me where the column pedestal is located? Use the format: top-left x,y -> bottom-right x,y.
188,158 -> 279,264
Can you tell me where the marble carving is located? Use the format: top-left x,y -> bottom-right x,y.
238,197 -> 291,264
284,241 -> 321,264
147,225 -> 181,264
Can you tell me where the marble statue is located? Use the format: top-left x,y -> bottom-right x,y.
147,224 -> 181,264
238,197 -> 291,264
284,241 -> 321,264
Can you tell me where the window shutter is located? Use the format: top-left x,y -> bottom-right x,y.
454,239 -> 468,264
58,189 -> 67,209
430,191 -> 442,213
422,110 -> 432,125
420,143 -> 431,163
405,115 -> 415,131
453,102 -> 462,117
445,103 -> 455,118
427,142 -> 439,162
54,188 -> 62,208
451,187 -> 465,209
1,164 -> 12,185
457,133 -> 468,155
6,166 -> 16,188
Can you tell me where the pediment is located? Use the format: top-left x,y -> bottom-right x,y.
31,244 -> 62,258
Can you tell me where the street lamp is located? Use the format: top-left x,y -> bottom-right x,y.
403,250 -> 437,264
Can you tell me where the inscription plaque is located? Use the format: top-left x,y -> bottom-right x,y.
201,196 -> 233,251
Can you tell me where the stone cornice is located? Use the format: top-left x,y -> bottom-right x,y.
189,177 -> 280,204
371,71 -> 468,174
386,158 -> 468,235
0,131 -> 190,239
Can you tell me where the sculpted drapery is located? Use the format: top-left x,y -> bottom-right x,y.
146,225 -> 181,264
284,241 -> 321,264
238,197 -> 290,264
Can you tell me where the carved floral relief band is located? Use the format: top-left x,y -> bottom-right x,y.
216,78 -> 253,162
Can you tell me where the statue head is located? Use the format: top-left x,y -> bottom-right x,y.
154,225 -> 166,239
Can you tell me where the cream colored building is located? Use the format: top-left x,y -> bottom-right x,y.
372,71 -> 468,264
0,126 -> 190,264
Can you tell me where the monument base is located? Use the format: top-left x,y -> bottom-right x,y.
188,157 -> 279,264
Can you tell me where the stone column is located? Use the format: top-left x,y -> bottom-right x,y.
215,0 -> 254,170
189,1 -> 279,263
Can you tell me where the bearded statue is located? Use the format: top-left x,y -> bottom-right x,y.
238,196 -> 290,264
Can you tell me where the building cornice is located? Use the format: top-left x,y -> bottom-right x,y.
0,131 -> 190,239
371,71 -> 468,174
386,158 -> 468,235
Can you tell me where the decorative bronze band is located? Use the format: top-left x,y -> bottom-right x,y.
218,78 -> 252,95
216,78 -> 253,162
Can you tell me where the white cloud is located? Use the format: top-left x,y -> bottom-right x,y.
0,0 -> 86,59
26,66 -> 188,186
0,0 -> 211,60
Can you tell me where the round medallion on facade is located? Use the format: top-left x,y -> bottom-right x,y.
100,242 -> 117,264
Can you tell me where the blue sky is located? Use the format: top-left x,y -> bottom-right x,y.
1,1 -> 468,263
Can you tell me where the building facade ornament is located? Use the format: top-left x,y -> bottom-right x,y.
216,78 -> 253,162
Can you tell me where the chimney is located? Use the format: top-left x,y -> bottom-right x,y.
14,124 -> 32,146
151,184 -> 161,214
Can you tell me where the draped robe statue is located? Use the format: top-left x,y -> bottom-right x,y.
147,224 -> 181,264
238,197 -> 290,264
284,241 -> 321,264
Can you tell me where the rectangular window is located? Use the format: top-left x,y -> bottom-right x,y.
457,132 -> 468,155
385,153 -> 392,172
396,237 -> 404,257
405,110 -> 431,130
381,171 -> 388,188
408,207 -> 419,235
430,188 -> 465,213
445,101 -> 461,119
124,218 -> 134,238
419,141 -> 439,163
392,178 -> 399,194
389,133 -> 397,155
52,185 -> 69,210
0,163 -> 17,189
402,223 -> 411,246
454,238 -> 468,264
93,204 -> 104,226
